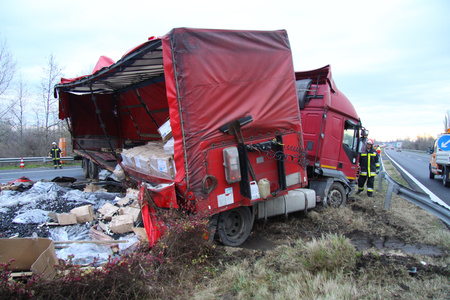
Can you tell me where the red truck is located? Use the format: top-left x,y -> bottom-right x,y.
55,28 -> 365,246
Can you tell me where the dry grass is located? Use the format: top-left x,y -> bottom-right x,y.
3,157 -> 448,299
193,159 -> 450,299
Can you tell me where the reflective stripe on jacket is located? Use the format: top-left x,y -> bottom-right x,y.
50,147 -> 62,159
359,149 -> 379,177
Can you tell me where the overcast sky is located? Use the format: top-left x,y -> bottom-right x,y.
1,0 -> 449,142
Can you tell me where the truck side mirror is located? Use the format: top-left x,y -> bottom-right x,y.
427,147 -> 432,154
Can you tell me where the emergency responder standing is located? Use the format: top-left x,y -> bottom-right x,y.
49,142 -> 62,169
356,139 -> 380,197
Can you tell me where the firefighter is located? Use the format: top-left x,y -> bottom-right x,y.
49,142 -> 62,169
356,139 -> 379,197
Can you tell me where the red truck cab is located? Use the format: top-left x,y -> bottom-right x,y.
296,65 -> 364,206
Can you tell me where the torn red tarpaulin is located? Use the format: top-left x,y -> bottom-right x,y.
138,185 -> 166,246
8,176 -> 33,185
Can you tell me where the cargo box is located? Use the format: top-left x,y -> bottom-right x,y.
57,213 -> 77,225
70,205 -> 95,223
109,214 -> 134,234
0,238 -> 58,279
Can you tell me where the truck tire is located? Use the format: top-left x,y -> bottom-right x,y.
217,206 -> 253,247
82,158 -> 90,178
443,166 -> 450,188
429,164 -> 435,179
327,182 -> 347,208
89,160 -> 99,180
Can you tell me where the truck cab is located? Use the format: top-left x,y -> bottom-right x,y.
295,65 -> 364,206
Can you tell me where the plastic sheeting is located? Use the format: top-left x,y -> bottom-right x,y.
0,182 -> 136,265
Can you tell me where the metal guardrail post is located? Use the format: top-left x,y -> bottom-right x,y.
378,171 -> 384,191
384,181 -> 394,209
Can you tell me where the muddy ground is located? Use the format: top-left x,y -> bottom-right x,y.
226,197 -> 449,280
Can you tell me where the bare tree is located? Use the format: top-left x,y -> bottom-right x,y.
10,76 -> 28,142
0,36 -> 16,96
40,53 -> 62,146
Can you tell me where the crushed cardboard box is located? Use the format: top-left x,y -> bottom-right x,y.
133,227 -> 149,242
119,206 -> 141,222
98,203 -> 119,220
0,238 -> 58,280
48,212 -> 77,225
70,205 -> 95,223
116,196 -> 133,207
126,188 -> 139,199
57,213 -> 77,225
84,183 -> 107,193
109,214 -> 134,234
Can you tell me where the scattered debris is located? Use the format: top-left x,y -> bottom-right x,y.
0,179 -> 145,267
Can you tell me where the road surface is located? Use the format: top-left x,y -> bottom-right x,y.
0,166 -> 85,185
384,149 -> 449,205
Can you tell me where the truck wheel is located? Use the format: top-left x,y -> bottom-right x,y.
89,160 -> 99,180
217,206 -> 253,247
327,182 -> 347,208
429,165 -> 435,179
443,166 -> 450,188
82,158 -> 90,178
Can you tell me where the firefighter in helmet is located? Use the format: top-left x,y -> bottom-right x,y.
356,139 -> 380,197
49,142 -> 62,169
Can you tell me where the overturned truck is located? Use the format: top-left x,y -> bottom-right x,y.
55,28 -> 364,246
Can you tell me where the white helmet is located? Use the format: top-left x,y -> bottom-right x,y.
52,142 -> 56,145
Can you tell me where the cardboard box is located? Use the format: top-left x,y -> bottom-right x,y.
0,238 -> 58,279
57,213 -> 77,225
157,119 -> 172,143
84,183 -> 107,193
98,203 -> 119,220
126,188 -> 139,199
119,206 -> 142,222
116,196 -> 133,207
133,227 -> 149,242
70,205 -> 94,223
109,215 -> 134,234
122,143 -> 176,179
130,199 -> 141,209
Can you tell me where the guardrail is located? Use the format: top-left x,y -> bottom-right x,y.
0,157 -> 74,164
379,154 -> 450,226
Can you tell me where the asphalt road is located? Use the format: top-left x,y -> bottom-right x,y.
384,149 -> 449,205
0,166 -> 85,185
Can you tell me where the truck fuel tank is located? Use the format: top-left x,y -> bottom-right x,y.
255,188 -> 316,220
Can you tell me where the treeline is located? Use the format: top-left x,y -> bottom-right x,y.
382,134 -> 436,151
0,37 -> 72,158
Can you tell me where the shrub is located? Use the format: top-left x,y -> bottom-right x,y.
0,211 -> 217,299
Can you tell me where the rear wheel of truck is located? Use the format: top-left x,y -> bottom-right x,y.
327,182 -> 347,208
443,166 -> 450,188
89,160 -> 99,180
429,164 -> 435,179
217,206 -> 253,247
82,158 -> 90,178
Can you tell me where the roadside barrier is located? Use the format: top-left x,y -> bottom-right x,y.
379,152 -> 450,226
0,157 -> 74,166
